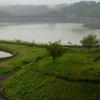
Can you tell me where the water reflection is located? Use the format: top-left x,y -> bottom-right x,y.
0,51 -> 12,58
0,23 -> 100,45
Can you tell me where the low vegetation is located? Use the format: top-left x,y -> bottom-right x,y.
0,39 -> 35,46
2,41 -> 100,100
0,42 -> 45,75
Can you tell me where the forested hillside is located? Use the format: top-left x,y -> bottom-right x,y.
0,5 -> 49,16
61,1 -> 100,16
46,1 -> 100,17
0,10 -> 13,17
0,1 -> 100,17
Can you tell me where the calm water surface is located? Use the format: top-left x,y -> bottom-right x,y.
0,51 -> 12,58
0,23 -> 100,45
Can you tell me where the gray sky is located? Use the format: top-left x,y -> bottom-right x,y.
0,0 -> 100,5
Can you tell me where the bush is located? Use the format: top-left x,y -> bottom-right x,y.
44,40 -> 66,63
80,34 -> 100,51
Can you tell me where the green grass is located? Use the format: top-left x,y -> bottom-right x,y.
0,43 -> 46,75
0,39 -> 35,46
33,50 -> 100,82
0,67 -> 14,75
0,43 -> 45,65
2,65 -> 100,100
2,46 -> 100,100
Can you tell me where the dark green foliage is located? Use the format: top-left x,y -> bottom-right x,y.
34,56 -> 44,62
22,58 -> 33,64
13,66 -> 21,71
94,56 -> 100,62
44,40 -> 66,62
93,47 -> 100,53
80,34 -> 100,51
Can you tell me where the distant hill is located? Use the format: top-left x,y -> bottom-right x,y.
54,3 -> 68,11
0,10 -> 13,17
59,1 -> 100,17
0,1 -> 100,17
44,1 -> 100,17
0,5 -> 49,16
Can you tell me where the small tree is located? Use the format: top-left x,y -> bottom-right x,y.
44,40 -> 66,63
80,34 -> 100,51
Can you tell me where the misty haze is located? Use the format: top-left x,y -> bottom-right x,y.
0,1 -> 100,44
0,1 -> 100,100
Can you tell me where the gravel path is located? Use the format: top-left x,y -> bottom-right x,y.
0,72 -> 16,100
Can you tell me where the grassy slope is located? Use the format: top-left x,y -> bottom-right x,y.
2,48 -> 100,100
0,43 -> 45,75
81,7 -> 100,16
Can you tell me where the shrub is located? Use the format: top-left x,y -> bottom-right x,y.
44,40 -> 66,63
80,34 -> 100,51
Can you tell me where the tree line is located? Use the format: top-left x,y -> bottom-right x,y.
0,1 -> 100,18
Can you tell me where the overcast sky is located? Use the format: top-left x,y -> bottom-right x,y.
0,0 -> 100,5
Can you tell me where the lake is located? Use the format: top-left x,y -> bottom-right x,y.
0,23 -> 100,45
0,51 -> 12,58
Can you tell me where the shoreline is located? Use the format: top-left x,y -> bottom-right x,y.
0,17 -> 100,24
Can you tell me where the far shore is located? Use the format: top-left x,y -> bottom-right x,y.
0,16 -> 100,24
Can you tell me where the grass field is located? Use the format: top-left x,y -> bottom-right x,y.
1,43 -> 100,100
0,43 -> 45,75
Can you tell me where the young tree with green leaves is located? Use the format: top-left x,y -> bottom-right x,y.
44,40 -> 66,63
80,34 -> 100,51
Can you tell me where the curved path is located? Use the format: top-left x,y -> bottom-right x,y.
0,72 -> 16,100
